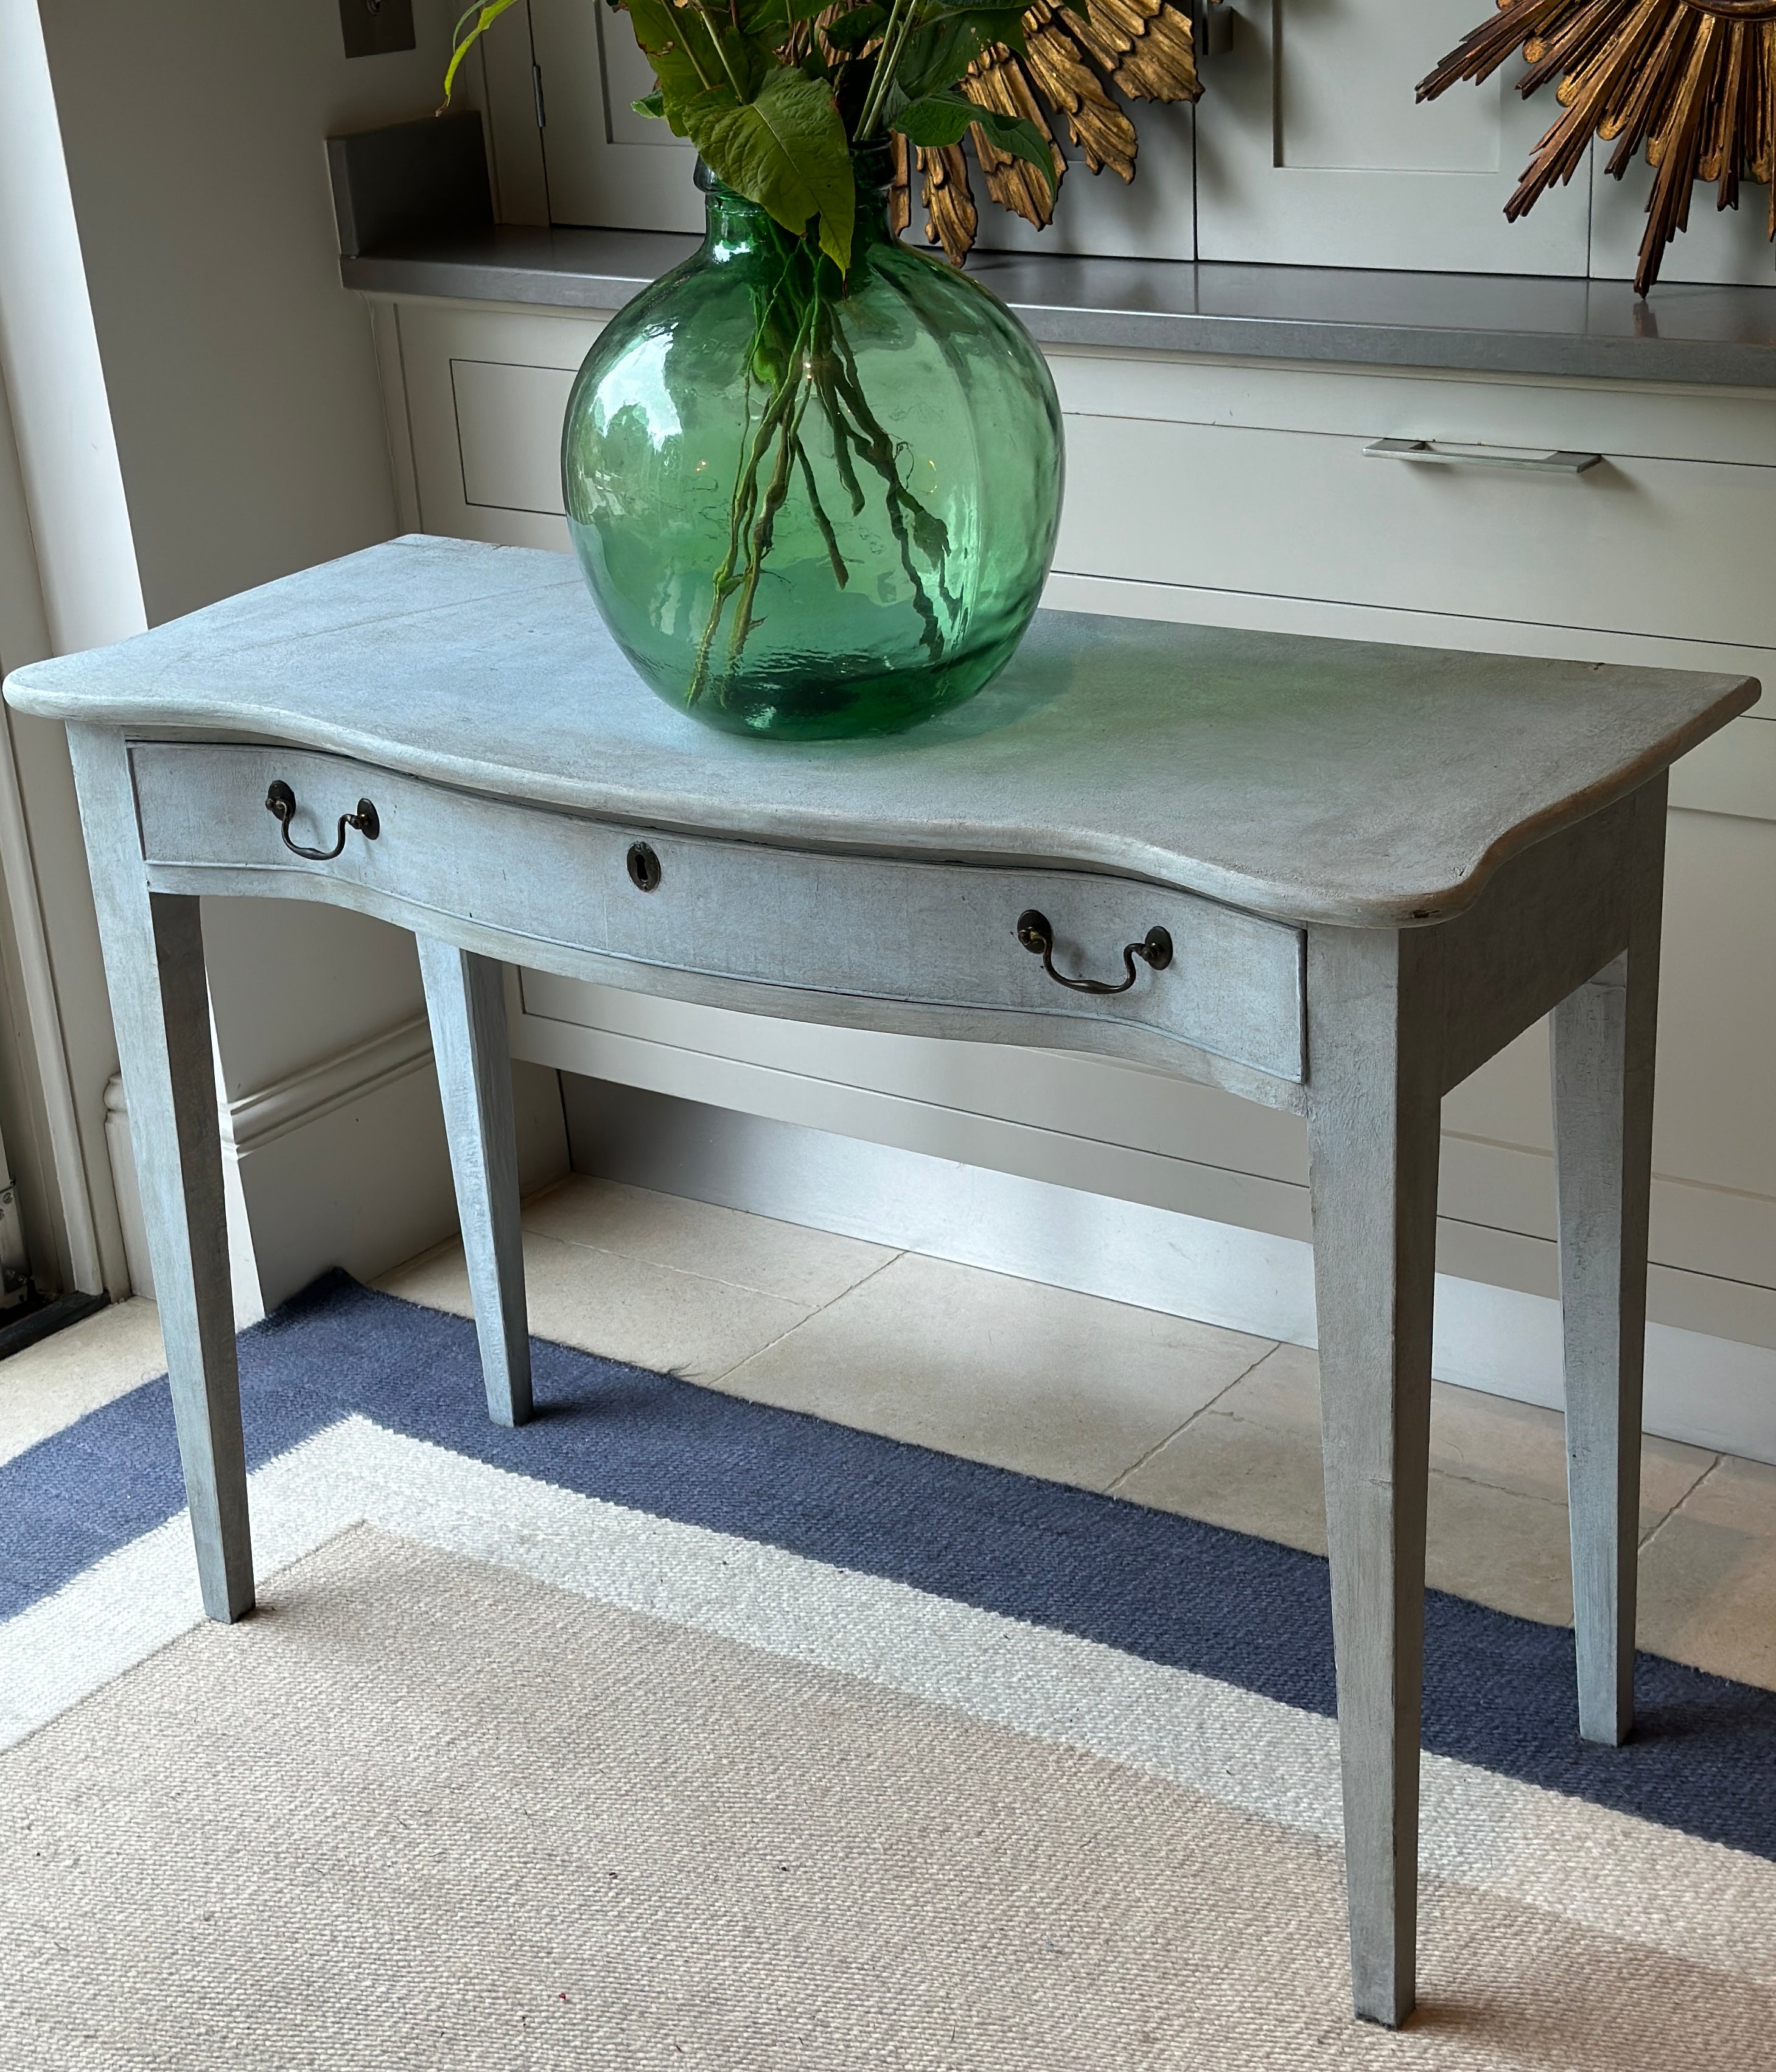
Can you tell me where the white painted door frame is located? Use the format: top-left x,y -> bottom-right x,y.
0,358 -> 110,1297
0,0 -> 152,1299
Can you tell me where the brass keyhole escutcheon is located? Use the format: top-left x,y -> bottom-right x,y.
626,841 -> 662,893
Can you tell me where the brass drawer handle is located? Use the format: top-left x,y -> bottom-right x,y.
265,779 -> 380,860
1015,909 -> 1173,996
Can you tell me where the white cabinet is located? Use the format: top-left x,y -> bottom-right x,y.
970,105 -> 1198,263
1049,355 -> 1776,649
528,0 -> 698,232
391,305 -> 595,549
1192,0 -> 1590,273
492,0 -> 1776,285
368,288 -> 1775,1372
1588,153 -> 1776,288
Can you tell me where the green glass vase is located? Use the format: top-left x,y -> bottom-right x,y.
561,152 -> 1063,740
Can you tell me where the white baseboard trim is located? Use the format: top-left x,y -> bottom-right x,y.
511,986 -> 1775,1350
102,1072 -> 150,1303
225,1014 -> 435,1156
565,1077 -> 1776,1468
108,1016 -> 570,1323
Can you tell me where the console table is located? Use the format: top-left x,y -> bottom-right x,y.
5,535 -> 1756,2027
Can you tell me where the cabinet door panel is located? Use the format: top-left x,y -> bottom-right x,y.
452,359 -> 576,515
1194,0 -> 1590,272
399,305 -> 599,547
530,0 -> 697,230
973,106 -> 1197,263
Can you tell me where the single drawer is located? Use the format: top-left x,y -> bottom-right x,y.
1057,410 -> 1776,652
130,741 -> 1307,1083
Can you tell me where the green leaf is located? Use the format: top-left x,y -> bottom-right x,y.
632,86 -> 667,117
890,88 -> 1055,201
675,0 -> 773,97
721,0 -> 792,46
895,9 -> 1028,99
624,0 -> 720,123
824,2 -> 887,47
917,1 -> 1032,23
441,0 -> 522,105
685,66 -> 856,268
885,88 -> 977,147
963,103 -> 1057,198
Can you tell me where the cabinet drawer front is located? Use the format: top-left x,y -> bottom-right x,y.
1058,411 -> 1776,651
130,742 -> 1306,1082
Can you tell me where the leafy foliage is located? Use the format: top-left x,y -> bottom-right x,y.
443,0 -> 1063,271
886,87 -> 1054,191
690,69 -> 856,267
442,0 -> 523,102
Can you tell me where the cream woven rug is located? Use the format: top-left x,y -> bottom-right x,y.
3,1280 -> 1774,2067
7,1519 -> 1774,2071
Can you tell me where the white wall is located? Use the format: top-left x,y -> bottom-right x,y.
37,0 -> 462,623
31,0 -> 564,1306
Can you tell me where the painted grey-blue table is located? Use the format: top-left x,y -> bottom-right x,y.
5,536 -> 1757,2026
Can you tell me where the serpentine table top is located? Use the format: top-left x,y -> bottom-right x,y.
4,533 -> 1755,929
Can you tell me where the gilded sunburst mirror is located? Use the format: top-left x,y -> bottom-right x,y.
1418,0 -> 1776,292
895,0 -> 1202,259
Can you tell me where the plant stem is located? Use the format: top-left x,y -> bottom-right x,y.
690,346 -> 783,702
797,441 -> 849,588
689,234 -> 953,706
672,9 -> 724,96
823,316 -> 946,658
808,305 -> 867,515
725,376 -> 811,682
689,277 -> 817,705
704,21 -> 751,103
856,0 -> 919,138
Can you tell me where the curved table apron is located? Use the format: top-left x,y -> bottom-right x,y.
7,534 -> 1757,2030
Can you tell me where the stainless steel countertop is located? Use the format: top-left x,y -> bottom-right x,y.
341,226 -> 1776,388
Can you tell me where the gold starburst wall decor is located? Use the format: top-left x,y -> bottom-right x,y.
893,0 -> 1203,260
1418,0 -> 1776,294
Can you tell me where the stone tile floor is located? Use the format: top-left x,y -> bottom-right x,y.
9,1173 -> 1773,1690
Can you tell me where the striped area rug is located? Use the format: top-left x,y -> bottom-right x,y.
2,1271 -> 1773,2068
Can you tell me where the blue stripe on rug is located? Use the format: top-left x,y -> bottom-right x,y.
5,1269 -> 1774,1858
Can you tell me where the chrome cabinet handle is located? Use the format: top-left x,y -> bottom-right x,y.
1364,437 -> 1601,474
1015,909 -> 1173,996
265,779 -> 380,860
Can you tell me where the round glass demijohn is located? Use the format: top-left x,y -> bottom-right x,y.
561,148 -> 1064,740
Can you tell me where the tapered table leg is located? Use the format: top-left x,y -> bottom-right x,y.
1551,778 -> 1666,1746
1306,926 -> 1441,2028
68,726 -> 252,1622
417,937 -> 531,1426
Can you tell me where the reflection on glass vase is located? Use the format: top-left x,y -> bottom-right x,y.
561,150 -> 1064,741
